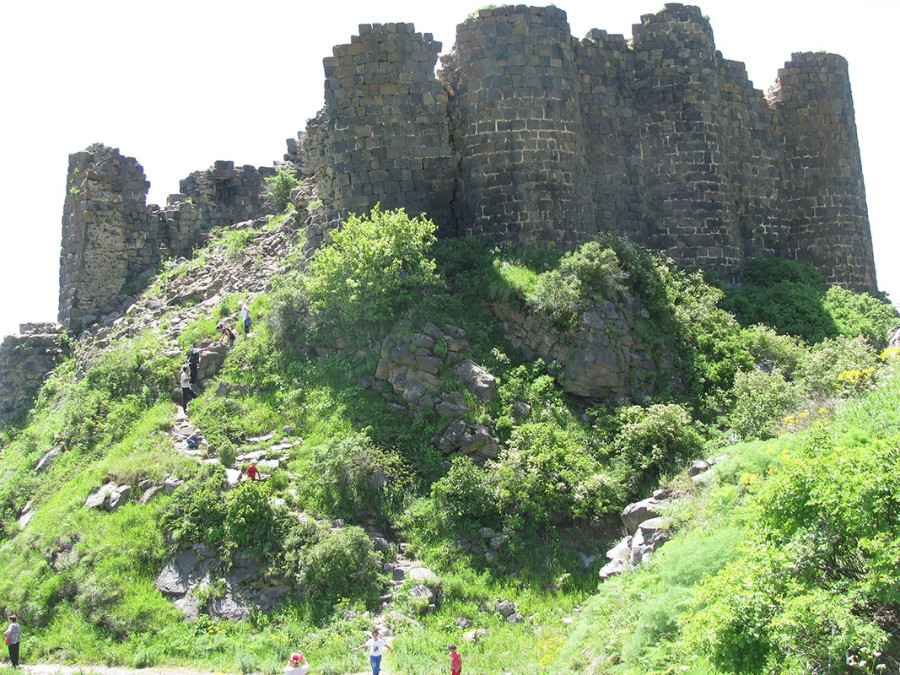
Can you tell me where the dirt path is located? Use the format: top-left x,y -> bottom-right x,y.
20,666 -> 376,675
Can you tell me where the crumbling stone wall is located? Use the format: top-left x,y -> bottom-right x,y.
0,323 -> 66,421
59,145 -> 156,330
305,3 -> 878,294
158,160 -> 276,258
59,150 -> 273,331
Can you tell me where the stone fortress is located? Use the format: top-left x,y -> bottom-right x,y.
1,3 -> 880,419
55,3 -> 879,333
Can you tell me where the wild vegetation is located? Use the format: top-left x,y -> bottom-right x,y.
0,203 -> 897,674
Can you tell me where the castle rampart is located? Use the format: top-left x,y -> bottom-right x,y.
59,149 -> 273,331
305,3 -> 877,293
57,3 -> 880,335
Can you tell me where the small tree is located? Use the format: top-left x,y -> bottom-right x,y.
303,205 -> 441,330
264,168 -> 300,213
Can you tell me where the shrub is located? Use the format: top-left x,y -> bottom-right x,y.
722,259 -> 840,343
739,324 -> 806,378
526,241 -> 625,330
723,368 -> 802,440
796,335 -> 878,397
303,205 -> 442,332
296,433 -> 406,521
160,466 -> 227,550
291,526 -> 382,618
224,481 -> 286,558
427,456 -> 501,536
822,284 -> 899,348
264,168 -> 300,213
493,422 -> 617,530
614,403 -> 705,490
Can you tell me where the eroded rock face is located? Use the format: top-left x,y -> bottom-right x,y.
156,545 -> 289,621
492,294 -> 682,400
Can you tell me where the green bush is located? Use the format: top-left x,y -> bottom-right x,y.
723,368 -> 802,440
224,481 -> 286,558
822,284 -> 899,348
291,526 -> 382,618
427,456 -> 501,536
303,205 -> 442,332
526,241 -> 625,330
614,403 -> 705,491
296,433 -> 407,521
264,168 -> 300,213
797,335 -> 878,396
160,466 -> 227,550
494,422 -> 617,530
739,324 -> 806,378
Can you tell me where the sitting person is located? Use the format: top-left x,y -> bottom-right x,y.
186,428 -> 208,450
284,651 -> 309,675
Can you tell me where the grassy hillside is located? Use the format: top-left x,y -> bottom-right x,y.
0,202 -> 897,674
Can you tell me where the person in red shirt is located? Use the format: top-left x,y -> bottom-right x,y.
246,463 -> 260,481
449,644 -> 461,675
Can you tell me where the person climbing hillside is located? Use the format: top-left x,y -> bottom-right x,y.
449,643 -> 462,675
352,628 -> 392,675
218,322 -> 237,349
186,428 -> 208,450
187,340 -> 201,384
179,364 -> 196,413
246,462 -> 261,481
239,301 -> 252,337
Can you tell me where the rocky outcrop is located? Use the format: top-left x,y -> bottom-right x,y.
372,322 -> 503,462
155,545 -> 289,620
492,294 -> 681,400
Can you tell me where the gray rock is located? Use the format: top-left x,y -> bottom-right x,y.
35,447 -> 62,474
688,459 -> 710,476
621,497 -> 665,534
454,360 -> 497,401
107,485 -> 132,512
85,482 -> 118,509
599,558 -> 631,580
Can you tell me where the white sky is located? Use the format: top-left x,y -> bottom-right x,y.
1,1 -> 896,340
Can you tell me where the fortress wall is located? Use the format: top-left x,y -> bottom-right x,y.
716,58 -> 784,261
56,5 -> 880,337
0,323 -> 66,421
573,30 -> 640,239
315,23 -> 455,234
631,4 -> 742,283
443,6 -> 595,246
58,150 -> 273,331
59,145 -> 154,330
774,52 -> 877,292
162,161 -> 275,258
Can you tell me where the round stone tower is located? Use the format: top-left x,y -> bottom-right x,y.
442,5 -> 595,247
772,52 -> 877,293
631,3 -> 742,283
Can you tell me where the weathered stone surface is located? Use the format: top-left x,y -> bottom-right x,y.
303,6 -> 876,295
453,360 -> 497,401
85,482 -> 118,509
0,324 -> 66,421
622,497 -> 666,534
630,516 -> 674,566
493,296 -> 680,400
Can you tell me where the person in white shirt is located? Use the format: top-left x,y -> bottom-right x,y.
283,650 -> 309,675
352,628 -> 392,675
